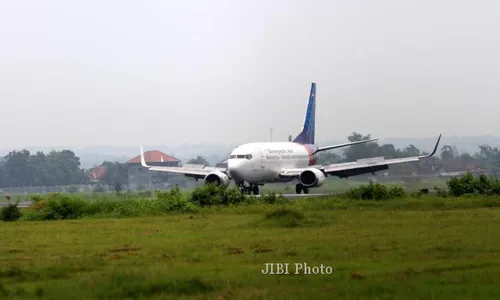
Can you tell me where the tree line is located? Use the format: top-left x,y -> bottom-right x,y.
316,132 -> 500,175
1,132 -> 500,188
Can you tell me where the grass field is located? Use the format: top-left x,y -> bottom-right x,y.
1,195 -> 500,299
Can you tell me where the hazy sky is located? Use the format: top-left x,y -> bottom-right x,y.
1,0 -> 498,148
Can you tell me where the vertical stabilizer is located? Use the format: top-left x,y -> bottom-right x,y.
293,82 -> 316,145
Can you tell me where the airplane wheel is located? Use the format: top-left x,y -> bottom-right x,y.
295,184 -> 302,194
252,185 -> 259,195
303,187 -> 309,194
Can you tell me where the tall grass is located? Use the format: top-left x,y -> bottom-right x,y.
3,176 -> 500,223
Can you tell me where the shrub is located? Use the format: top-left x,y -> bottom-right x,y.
190,184 -> 225,206
1,199 -> 21,222
29,195 -> 44,203
220,187 -> 246,205
446,173 -> 476,196
260,191 -> 288,204
43,193 -> 87,220
155,187 -> 195,212
388,186 -> 406,198
433,186 -> 449,197
189,184 -> 245,206
26,193 -> 87,220
345,182 -> 406,200
445,173 -> 500,197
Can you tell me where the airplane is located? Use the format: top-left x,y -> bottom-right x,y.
140,82 -> 442,195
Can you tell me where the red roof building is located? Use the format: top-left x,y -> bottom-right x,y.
88,166 -> 107,180
126,150 -> 181,188
126,150 -> 180,164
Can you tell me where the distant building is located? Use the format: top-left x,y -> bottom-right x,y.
126,150 -> 181,189
88,166 -> 107,183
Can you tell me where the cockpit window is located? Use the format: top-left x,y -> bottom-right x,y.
232,154 -> 253,159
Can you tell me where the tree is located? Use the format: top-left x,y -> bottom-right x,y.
376,143 -> 401,159
440,145 -> 455,160
316,152 -> 342,165
343,132 -> 379,162
401,144 -> 420,157
100,161 -> 128,193
0,149 -> 88,188
475,144 -> 500,171
3,150 -> 31,186
187,156 -> 210,166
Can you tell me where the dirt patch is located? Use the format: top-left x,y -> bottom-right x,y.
350,272 -> 365,280
108,247 -> 141,253
226,247 -> 245,255
6,249 -> 24,253
254,248 -> 274,253
142,228 -> 161,235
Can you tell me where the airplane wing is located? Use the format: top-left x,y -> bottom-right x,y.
139,145 -> 228,180
316,138 -> 378,153
280,134 -> 442,179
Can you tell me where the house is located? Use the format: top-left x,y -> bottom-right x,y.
126,150 -> 181,189
88,166 -> 107,182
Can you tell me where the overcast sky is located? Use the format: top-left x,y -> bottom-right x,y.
0,0 -> 498,148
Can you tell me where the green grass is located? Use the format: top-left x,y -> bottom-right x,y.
1,196 -> 500,299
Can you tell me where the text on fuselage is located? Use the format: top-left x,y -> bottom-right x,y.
265,149 -> 294,154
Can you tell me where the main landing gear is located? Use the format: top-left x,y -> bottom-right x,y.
239,183 -> 259,195
295,183 -> 309,194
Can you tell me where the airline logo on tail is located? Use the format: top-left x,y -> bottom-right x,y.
293,82 -> 316,145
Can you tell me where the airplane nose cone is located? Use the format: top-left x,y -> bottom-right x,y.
228,159 -> 245,181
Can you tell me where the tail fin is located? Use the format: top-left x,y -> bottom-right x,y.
293,82 -> 316,145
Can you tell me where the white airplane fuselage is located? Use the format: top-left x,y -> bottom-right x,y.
227,142 -> 318,185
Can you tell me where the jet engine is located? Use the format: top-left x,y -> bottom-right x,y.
204,171 -> 230,186
298,168 -> 325,187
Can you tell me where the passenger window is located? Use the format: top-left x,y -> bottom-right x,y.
237,155 -> 245,159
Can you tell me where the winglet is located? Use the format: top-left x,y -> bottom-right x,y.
419,134 -> 442,158
140,145 -> 150,167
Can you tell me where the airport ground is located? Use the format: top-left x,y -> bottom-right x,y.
1,183 -> 500,299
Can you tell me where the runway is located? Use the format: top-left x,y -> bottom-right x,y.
0,193 -> 330,209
